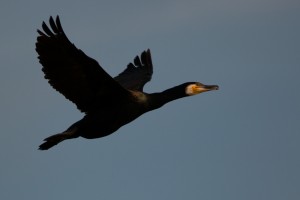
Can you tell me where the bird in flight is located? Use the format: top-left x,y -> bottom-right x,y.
35,16 -> 219,150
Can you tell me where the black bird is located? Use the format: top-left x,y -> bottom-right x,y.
36,16 -> 219,150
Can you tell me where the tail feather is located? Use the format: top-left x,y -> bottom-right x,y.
39,132 -> 76,150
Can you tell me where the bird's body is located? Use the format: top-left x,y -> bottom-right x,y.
73,91 -> 150,139
36,16 -> 218,150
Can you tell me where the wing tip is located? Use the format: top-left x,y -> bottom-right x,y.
141,48 -> 153,70
38,15 -> 64,37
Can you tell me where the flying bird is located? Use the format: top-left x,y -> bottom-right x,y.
35,16 -> 219,150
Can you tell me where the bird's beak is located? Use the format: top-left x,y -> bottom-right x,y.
192,84 -> 219,94
201,84 -> 219,91
186,83 -> 219,95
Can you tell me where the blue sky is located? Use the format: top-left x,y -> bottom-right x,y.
0,0 -> 299,199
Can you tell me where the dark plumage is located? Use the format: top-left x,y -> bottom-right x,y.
36,16 -> 219,150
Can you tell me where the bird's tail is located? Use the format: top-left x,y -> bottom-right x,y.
39,131 -> 78,150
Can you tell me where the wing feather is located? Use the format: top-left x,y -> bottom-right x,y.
35,16 -> 129,113
114,49 -> 153,91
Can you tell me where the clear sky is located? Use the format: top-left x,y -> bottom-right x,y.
0,0 -> 299,199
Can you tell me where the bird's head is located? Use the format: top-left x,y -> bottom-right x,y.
185,82 -> 219,96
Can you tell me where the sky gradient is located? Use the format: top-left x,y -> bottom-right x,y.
0,0 -> 299,199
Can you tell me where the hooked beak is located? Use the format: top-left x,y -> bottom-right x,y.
186,83 -> 219,95
202,84 -> 219,91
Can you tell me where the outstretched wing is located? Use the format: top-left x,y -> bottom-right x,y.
35,16 -> 129,113
114,49 -> 153,91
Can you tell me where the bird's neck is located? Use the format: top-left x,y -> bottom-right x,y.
147,86 -> 186,110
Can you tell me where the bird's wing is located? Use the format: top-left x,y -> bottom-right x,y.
35,16 -> 130,113
114,49 -> 153,91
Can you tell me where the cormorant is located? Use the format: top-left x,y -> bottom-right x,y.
35,16 -> 219,150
